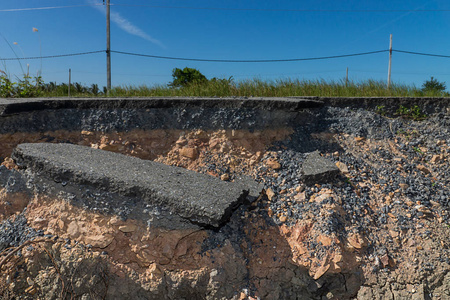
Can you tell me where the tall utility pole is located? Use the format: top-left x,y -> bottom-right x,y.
106,0 -> 111,94
387,34 -> 392,89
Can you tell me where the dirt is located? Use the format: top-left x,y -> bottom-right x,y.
1,110 -> 450,299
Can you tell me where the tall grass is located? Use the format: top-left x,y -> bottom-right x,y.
4,77 -> 448,98
106,78 -> 447,98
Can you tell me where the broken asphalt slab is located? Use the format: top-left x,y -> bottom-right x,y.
301,150 -> 340,185
12,143 -> 263,227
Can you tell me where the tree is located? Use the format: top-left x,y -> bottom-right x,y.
169,67 -> 207,87
422,76 -> 446,92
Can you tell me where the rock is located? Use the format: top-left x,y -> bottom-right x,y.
267,159 -> 281,170
67,221 -> 80,239
175,138 -> 188,146
399,183 -> 409,190
430,155 -> 441,164
347,233 -> 366,250
295,185 -> 305,193
302,151 -> 340,185
1,157 -> 18,170
313,261 -> 330,280
266,188 -> 275,201
26,277 -> 34,286
416,164 -> 431,174
414,205 -> 431,214
25,286 -> 37,295
317,235 -> 333,246
209,138 -> 221,149
180,147 -> 198,159
220,174 -> 230,181
279,215 -> 287,222
294,191 -> 306,202
379,254 -> 390,268
81,130 -> 94,136
335,161 -> 349,174
85,234 -> 114,249
147,263 -> 163,279
118,224 -> 137,233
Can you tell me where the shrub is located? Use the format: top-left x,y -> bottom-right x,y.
169,67 -> 207,87
422,76 -> 446,93
0,74 -> 43,98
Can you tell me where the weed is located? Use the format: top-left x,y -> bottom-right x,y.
396,105 -> 427,121
0,74 -> 43,98
396,129 -> 420,141
413,146 -> 424,155
375,105 -> 386,116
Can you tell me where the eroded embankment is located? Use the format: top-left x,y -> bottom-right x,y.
1,97 -> 450,300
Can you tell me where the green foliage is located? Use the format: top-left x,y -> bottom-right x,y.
3,72 -> 450,98
40,81 -> 106,97
0,74 -> 43,98
169,67 -> 207,87
0,75 -> 15,98
107,79 -> 444,98
375,105 -> 386,116
422,76 -> 446,93
395,105 -> 427,121
396,129 -> 419,140
413,146 -> 424,155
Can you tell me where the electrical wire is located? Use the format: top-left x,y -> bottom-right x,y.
393,49 -> 450,59
110,49 -> 388,63
1,4 -> 449,13
0,4 -> 103,12
1,49 -> 450,65
0,50 -> 104,61
110,4 -> 450,13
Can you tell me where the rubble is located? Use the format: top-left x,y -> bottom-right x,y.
1,98 -> 450,299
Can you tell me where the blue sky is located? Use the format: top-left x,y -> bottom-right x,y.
1,0 -> 449,89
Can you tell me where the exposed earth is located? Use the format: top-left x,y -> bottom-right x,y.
0,98 -> 449,299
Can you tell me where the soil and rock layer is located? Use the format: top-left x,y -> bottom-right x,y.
0,97 -> 449,299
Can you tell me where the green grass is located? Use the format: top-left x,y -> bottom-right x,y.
4,77 -> 450,98
106,79 -> 450,98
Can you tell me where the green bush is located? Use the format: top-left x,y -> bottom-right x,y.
422,76 -> 446,93
169,67 -> 207,87
0,74 -> 43,98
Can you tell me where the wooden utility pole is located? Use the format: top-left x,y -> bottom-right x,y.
68,68 -> 71,98
106,0 -> 111,94
388,34 -> 392,89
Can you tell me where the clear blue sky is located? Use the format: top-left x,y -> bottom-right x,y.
1,0 -> 449,89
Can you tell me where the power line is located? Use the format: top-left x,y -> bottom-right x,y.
1,4 -> 449,13
2,49 -> 450,63
0,50 -> 104,61
0,4 -> 103,12
393,49 -> 450,59
110,49 -> 388,63
111,4 -> 450,13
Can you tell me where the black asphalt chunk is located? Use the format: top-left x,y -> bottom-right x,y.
301,150 -> 340,185
0,97 -> 323,116
12,143 -> 263,227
